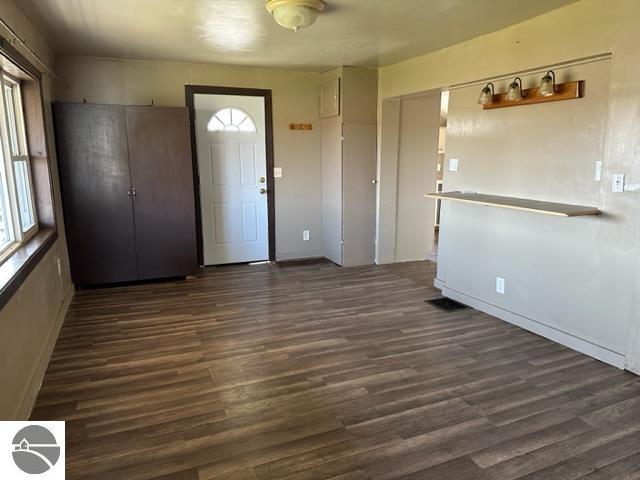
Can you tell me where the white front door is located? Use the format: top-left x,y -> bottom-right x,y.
194,94 -> 268,265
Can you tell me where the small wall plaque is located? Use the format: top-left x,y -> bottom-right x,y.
289,123 -> 313,131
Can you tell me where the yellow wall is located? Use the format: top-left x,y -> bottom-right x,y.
0,1 -> 73,419
377,0 -> 640,371
55,56 -> 324,261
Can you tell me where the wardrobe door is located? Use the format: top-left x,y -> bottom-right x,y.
54,103 -> 138,285
125,106 -> 197,280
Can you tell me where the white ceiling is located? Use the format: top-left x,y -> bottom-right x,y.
20,0 -> 578,71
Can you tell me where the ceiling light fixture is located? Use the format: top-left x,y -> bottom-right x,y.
539,70 -> 557,96
477,82 -> 495,105
266,0 -> 325,32
505,77 -> 524,101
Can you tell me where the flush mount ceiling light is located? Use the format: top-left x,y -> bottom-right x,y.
505,77 -> 524,101
266,0 -> 325,32
539,70 -> 557,96
477,82 -> 495,105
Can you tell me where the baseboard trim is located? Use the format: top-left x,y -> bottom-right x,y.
14,283 -> 74,420
438,284 -> 625,369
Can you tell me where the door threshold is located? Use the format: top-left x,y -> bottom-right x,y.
203,260 -> 271,267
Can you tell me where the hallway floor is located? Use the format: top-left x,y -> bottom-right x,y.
33,260 -> 640,479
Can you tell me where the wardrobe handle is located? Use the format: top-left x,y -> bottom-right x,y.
132,187 -> 137,197
127,188 -> 132,197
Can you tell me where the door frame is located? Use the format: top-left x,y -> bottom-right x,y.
185,85 -> 276,265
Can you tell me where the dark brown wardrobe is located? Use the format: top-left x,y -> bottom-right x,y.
54,103 -> 198,286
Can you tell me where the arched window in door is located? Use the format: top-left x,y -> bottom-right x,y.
206,108 -> 257,132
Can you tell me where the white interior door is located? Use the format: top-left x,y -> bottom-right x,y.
194,94 -> 268,265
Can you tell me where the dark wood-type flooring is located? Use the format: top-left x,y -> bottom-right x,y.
33,260 -> 640,479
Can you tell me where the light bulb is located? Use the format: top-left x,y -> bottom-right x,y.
539,71 -> 556,96
477,83 -> 494,105
506,77 -> 524,101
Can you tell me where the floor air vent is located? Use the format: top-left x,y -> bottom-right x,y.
426,297 -> 469,312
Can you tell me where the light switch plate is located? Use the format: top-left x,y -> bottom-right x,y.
449,158 -> 459,172
612,173 -> 625,193
595,161 -> 603,181
496,277 -> 505,295
303,230 -> 310,241
274,167 -> 283,178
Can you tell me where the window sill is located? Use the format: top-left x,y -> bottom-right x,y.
0,242 -> 21,263
0,229 -> 57,310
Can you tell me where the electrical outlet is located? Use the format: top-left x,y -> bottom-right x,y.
303,230 -> 310,241
274,167 -> 283,178
612,173 -> 625,193
449,158 -> 459,172
496,276 -> 505,295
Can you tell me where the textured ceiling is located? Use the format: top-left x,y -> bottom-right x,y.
20,0 -> 578,71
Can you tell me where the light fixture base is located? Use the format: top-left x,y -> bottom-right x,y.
266,0 -> 325,31
481,80 -> 583,110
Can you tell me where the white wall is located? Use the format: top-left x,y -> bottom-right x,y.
377,0 -> 640,371
55,56 -> 323,261
0,2 -> 73,419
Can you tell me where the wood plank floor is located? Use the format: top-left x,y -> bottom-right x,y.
32,260 -> 640,480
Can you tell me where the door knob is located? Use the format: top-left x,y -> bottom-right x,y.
260,188 -> 268,194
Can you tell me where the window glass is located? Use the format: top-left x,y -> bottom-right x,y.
238,117 -> 255,132
0,141 -> 13,250
3,84 -> 20,155
13,160 -> 34,231
231,109 -> 247,125
208,116 -> 225,132
207,108 -> 257,133
0,176 -> 13,249
216,108 -> 232,126
0,73 -> 38,256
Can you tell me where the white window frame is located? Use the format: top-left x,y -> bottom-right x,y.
0,70 -> 38,262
